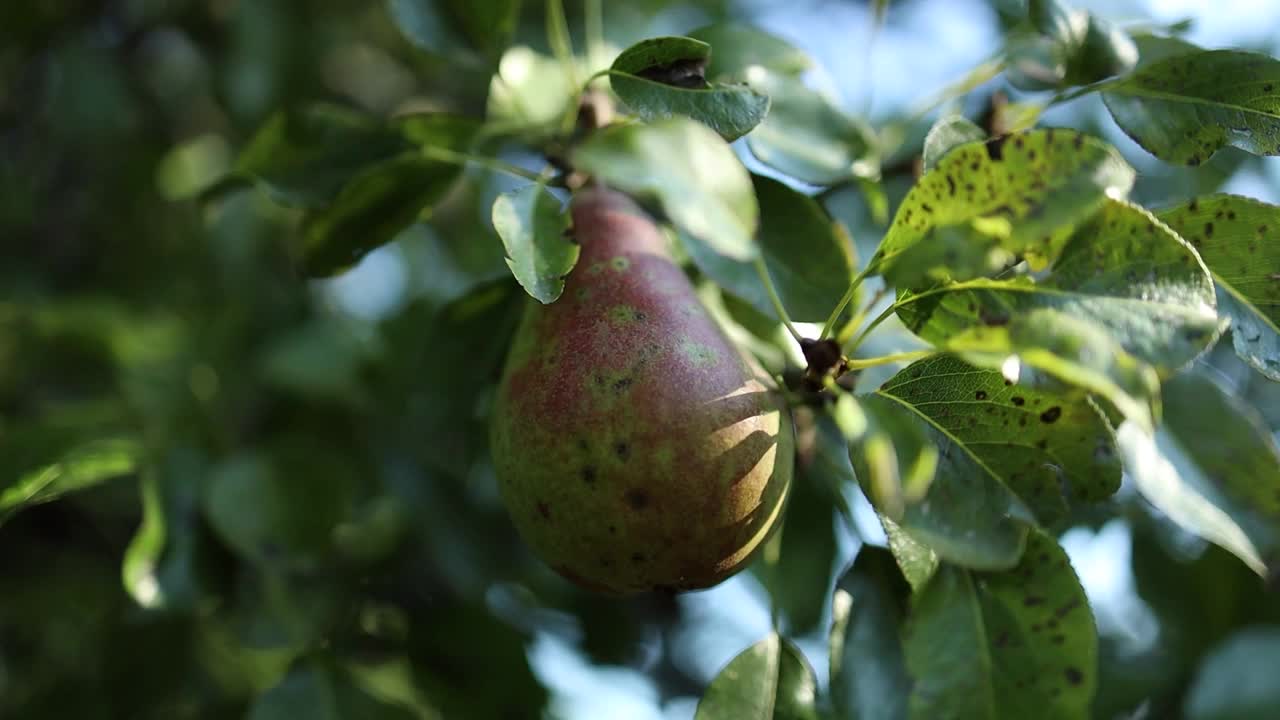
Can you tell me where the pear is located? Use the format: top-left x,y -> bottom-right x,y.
490,186 -> 795,594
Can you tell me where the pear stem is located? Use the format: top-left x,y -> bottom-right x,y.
819,263 -> 872,340
843,350 -> 935,371
844,300 -> 901,354
753,258 -> 803,343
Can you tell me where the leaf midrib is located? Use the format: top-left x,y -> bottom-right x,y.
1104,84 -> 1280,121
1215,269 -> 1280,336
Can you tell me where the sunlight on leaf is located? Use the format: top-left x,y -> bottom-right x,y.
874,129 -> 1134,283
572,117 -> 758,261
695,633 -> 819,720
1118,372 -> 1280,578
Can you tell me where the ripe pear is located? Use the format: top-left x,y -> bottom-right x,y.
490,186 -> 795,594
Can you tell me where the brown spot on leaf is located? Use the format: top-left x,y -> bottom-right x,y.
1040,406 -> 1062,424
987,135 -> 1009,160
975,390 -> 988,400
1012,396 -> 1025,406
635,57 -> 708,89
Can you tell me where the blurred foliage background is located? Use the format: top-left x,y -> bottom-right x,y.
3,0 -> 1280,718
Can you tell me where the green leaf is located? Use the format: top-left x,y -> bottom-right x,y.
611,36 -> 709,77
683,175 -> 855,322
896,200 -> 1222,380
1185,628 -> 1280,720
845,392 -> 939,524
122,448 -> 222,611
922,115 -> 986,173
1101,50 -> 1280,165
0,436 -> 140,522
407,601 -> 548,717
259,318 -> 382,403
491,183 -> 576,303
572,117 -> 758,261
236,105 -> 407,208
386,0 -> 520,60
203,444 -> 364,572
686,23 -> 812,81
1028,0 -> 1087,51
1026,0 -> 1136,86
1005,33 -> 1071,92
768,464 -> 837,636
829,547 -> 912,720
877,220 -> 1016,289
807,412 -> 856,521
695,633 -> 819,720
880,513 -> 940,590
878,354 -> 1120,525
1130,33 -> 1201,70
609,37 -> 770,142
746,71 -> 878,186
300,153 -> 459,276
248,658 -> 416,720
1069,15 -> 1137,85
1156,194 -> 1280,380
904,567 -> 994,719
379,286 -> 521,480
874,129 -> 1135,281
904,530 -> 1096,720
977,529 -> 1096,718
856,361 -> 1030,571
1117,372 -> 1280,577
395,112 -> 482,151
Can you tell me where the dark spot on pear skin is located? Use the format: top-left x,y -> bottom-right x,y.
625,488 -> 650,510
612,377 -> 633,392
537,501 -> 551,520
615,441 -> 631,460
631,552 -> 646,564
1064,667 -> 1083,686
581,466 -> 597,484
1024,595 -> 1045,607
1040,406 -> 1062,424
